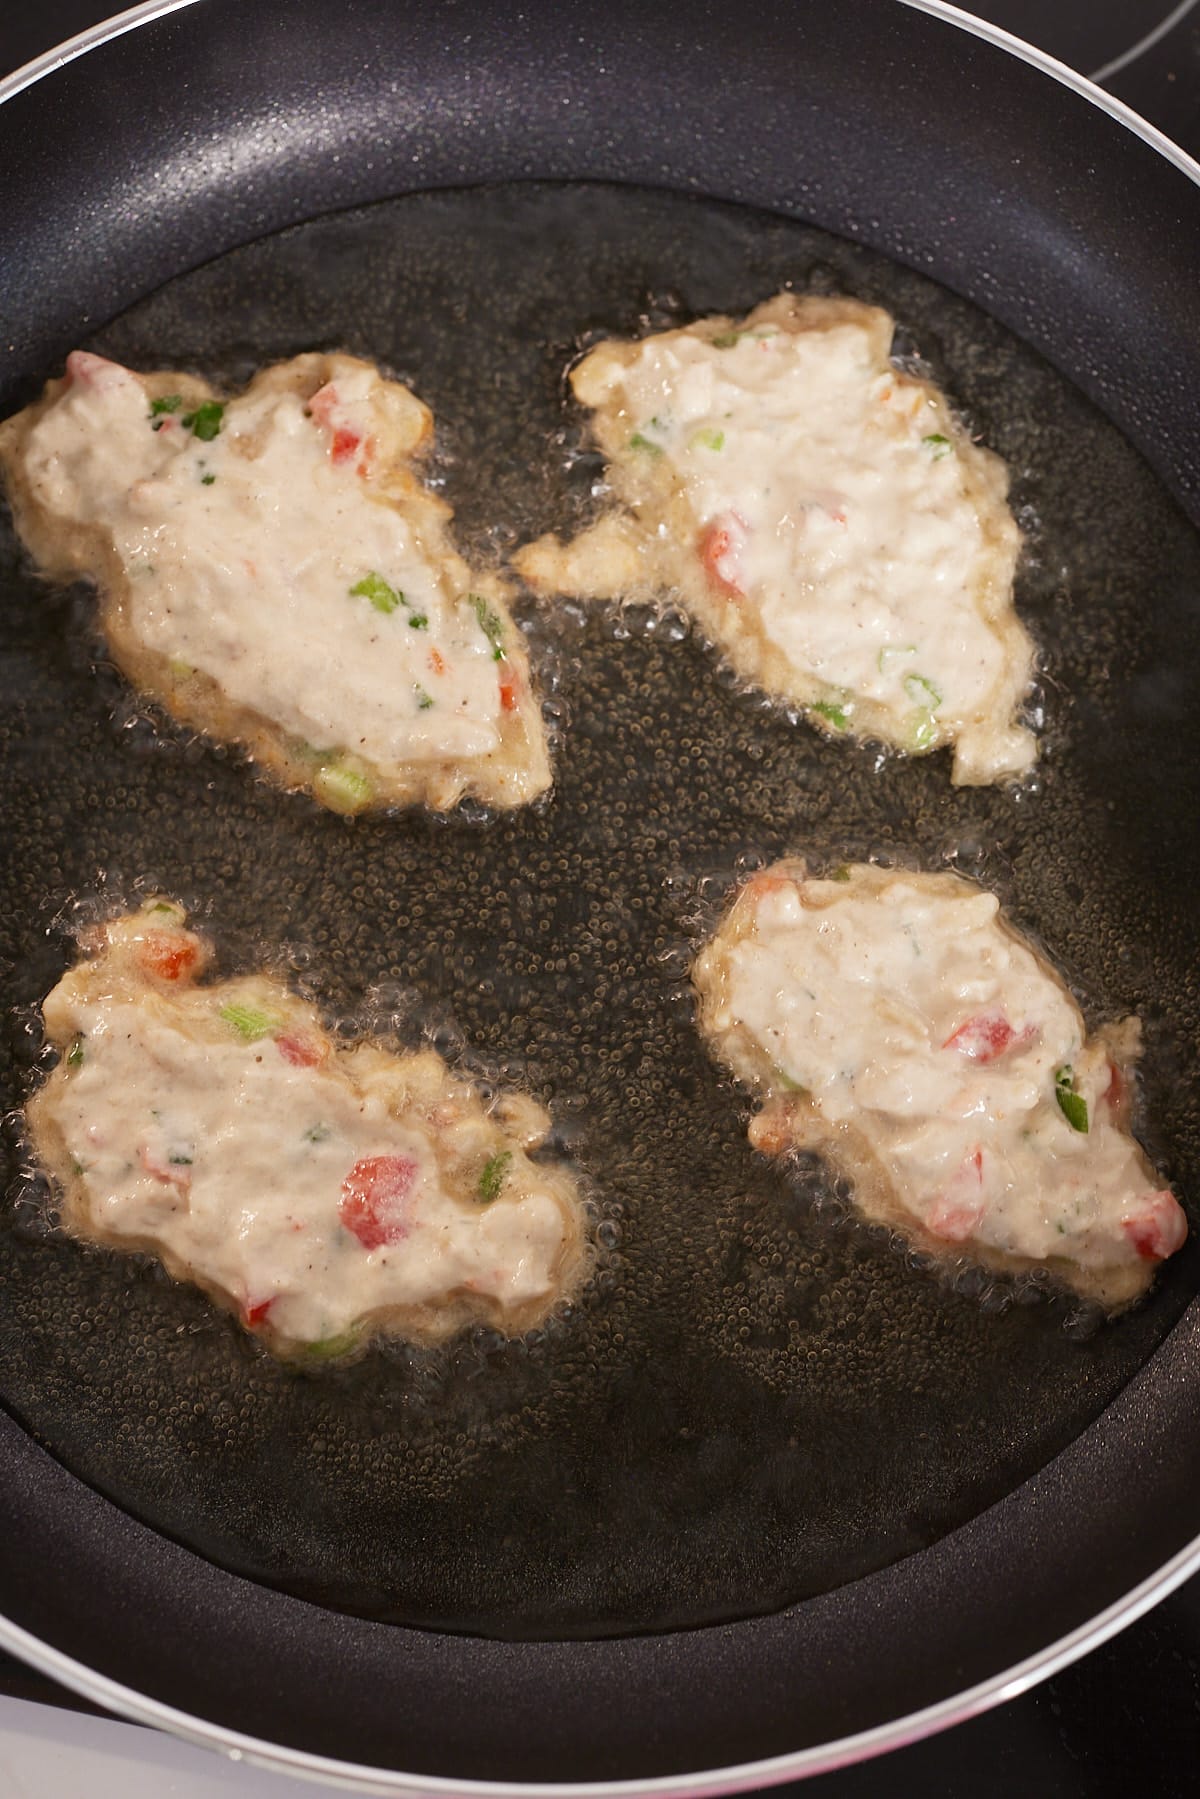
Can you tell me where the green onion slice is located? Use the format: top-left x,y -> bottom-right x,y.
812,699 -> 849,731
468,594 -> 505,661
350,572 -> 403,614
313,760 -> 374,815
1054,1066 -> 1089,1133
478,1149 -> 513,1203
218,1002 -> 281,1041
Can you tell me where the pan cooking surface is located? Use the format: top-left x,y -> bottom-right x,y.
0,183 -> 1197,1639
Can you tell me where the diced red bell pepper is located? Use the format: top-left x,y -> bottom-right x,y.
1103,1058 -> 1126,1115
330,426 -> 361,465
243,1297 -> 275,1327
138,1143 -> 192,1192
137,929 -> 200,983
927,1148 -> 985,1242
942,1011 -> 1032,1063
275,1031 -> 327,1069
1121,1191 -> 1188,1262
498,667 -> 519,712
339,1154 -> 418,1250
698,513 -> 748,597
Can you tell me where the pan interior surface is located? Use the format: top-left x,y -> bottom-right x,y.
0,182 -> 1198,1644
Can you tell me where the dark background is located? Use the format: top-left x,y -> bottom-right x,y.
1,1 -> 1198,1793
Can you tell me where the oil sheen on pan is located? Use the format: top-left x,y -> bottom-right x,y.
0,184 -> 1197,1640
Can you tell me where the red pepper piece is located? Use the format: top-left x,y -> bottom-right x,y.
1122,1191 -> 1188,1262
698,513 -> 748,597
339,1154 -> 418,1250
137,930 -> 200,983
498,667 -> 519,712
138,1143 -> 192,1193
942,1011 -> 1032,1063
243,1297 -> 275,1327
275,1031 -> 327,1069
330,426 -> 361,465
927,1148 -> 985,1242
1103,1058 -> 1126,1115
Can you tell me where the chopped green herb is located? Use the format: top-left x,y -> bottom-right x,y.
218,1002 -> 280,1042
66,1038 -> 85,1069
628,431 -> 664,456
168,1152 -> 193,1166
304,1122 -> 332,1144
1055,1066 -> 1089,1134
478,1150 -> 513,1203
407,612 -> 428,630
812,699 -> 849,731
301,1328 -> 362,1362
711,331 -> 742,349
468,593 -> 505,661
313,759 -> 374,815
149,395 -> 183,417
922,433 -> 952,459
903,673 -> 943,710
182,400 -> 225,442
70,1156 -> 87,1176
414,684 -> 434,711
201,472 -> 216,486
910,713 -> 938,751
690,427 -> 726,452
829,865 -> 853,883
149,900 -> 185,920
350,572 -> 402,615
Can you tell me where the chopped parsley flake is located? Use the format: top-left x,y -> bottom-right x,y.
149,395 -> 183,417
478,1150 -> 513,1203
350,572 -> 402,615
304,1122 -> 332,1144
415,684 -> 434,711
407,612 -> 428,630
201,472 -> 216,485
690,427 -> 726,452
468,593 -> 505,661
711,331 -> 742,349
66,1038 -> 85,1069
168,1152 -> 193,1166
922,433 -> 952,459
628,431 -> 663,456
812,699 -> 849,731
182,400 -> 225,442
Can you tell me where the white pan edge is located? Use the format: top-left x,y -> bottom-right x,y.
0,0 -> 1198,1789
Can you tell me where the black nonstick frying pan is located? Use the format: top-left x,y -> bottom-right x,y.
1,0 -> 1200,1789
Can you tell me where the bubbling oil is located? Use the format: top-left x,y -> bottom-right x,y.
0,182 -> 1197,1638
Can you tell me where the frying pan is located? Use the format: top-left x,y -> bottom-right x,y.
1,0 -> 1200,1789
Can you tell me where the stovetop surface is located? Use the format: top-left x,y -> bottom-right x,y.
0,2 -> 1198,1795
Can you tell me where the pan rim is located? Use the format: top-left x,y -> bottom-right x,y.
1,0 -> 1198,191
1,0 -> 1199,1788
1,1523 -> 1199,1794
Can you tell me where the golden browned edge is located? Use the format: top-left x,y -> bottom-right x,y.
691,860 -> 1157,1311
27,906 -> 590,1361
0,353 -> 551,814
514,294 -> 1033,786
